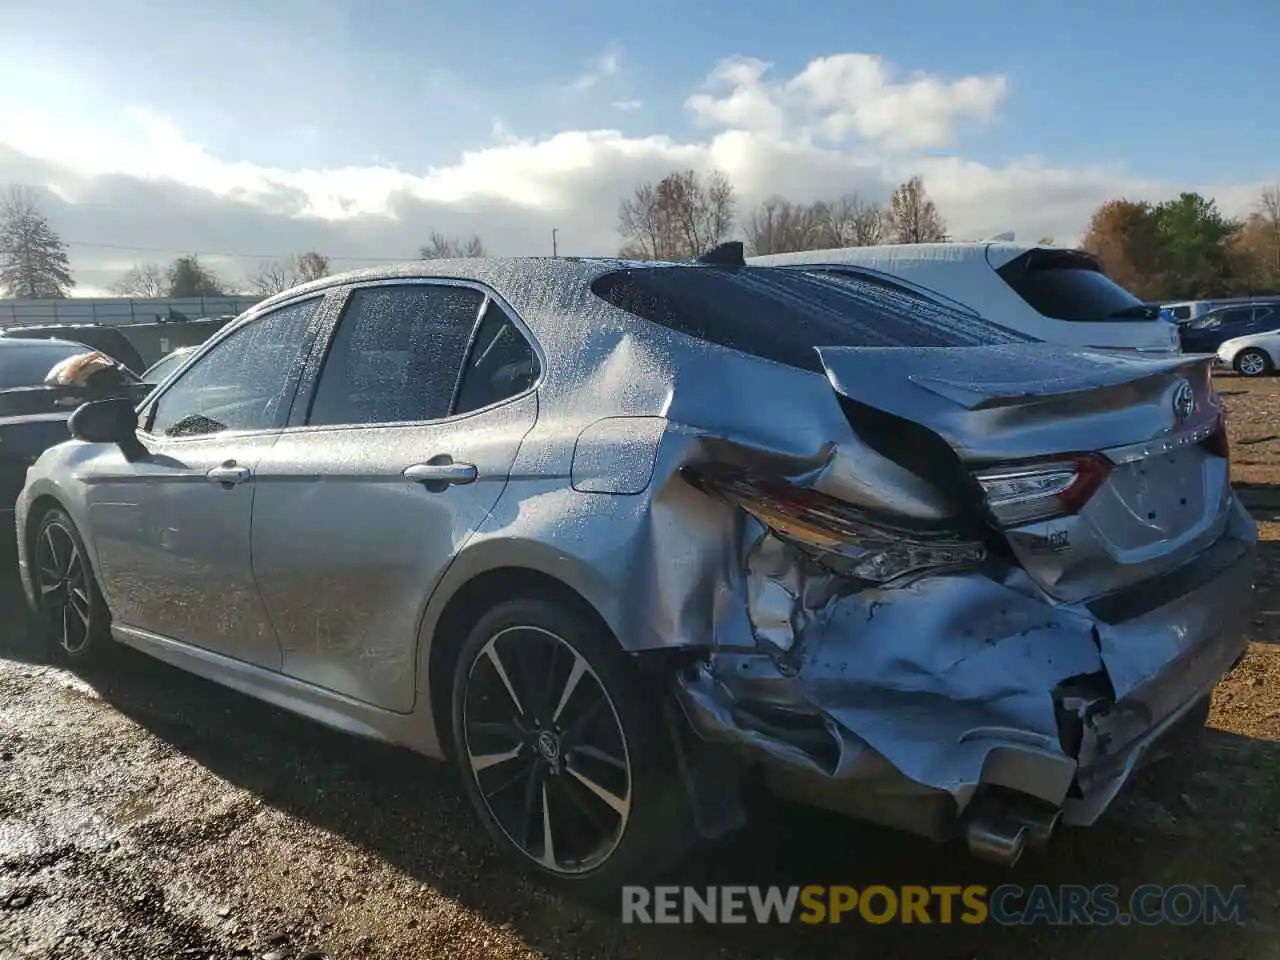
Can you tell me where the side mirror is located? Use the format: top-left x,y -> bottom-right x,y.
69,398 -> 145,459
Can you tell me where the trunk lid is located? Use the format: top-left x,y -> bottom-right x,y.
816,343 -> 1232,602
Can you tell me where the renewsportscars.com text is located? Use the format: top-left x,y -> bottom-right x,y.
621,884 -> 1247,926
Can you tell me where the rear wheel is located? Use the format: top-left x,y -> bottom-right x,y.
450,597 -> 694,898
31,508 -> 111,661
1234,348 -> 1272,377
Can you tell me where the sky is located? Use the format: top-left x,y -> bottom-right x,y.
0,0 -> 1276,295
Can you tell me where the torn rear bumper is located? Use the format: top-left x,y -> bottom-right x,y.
672,497 -> 1256,844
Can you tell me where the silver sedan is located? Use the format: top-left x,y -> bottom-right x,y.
14,253 -> 1256,896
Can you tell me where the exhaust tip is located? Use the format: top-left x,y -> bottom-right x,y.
965,818 -> 1029,867
1022,805 -> 1063,849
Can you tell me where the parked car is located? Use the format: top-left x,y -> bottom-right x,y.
16,254 -> 1253,894
139,345 -> 198,386
749,242 -> 1183,353
1178,301 -> 1280,354
1216,330 -> 1280,377
1,339 -> 147,548
0,323 -> 147,375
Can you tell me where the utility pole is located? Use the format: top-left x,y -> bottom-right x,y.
552,228 -> 558,257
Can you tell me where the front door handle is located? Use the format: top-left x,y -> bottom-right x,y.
403,458 -> 478,486
206,462 -> 251,485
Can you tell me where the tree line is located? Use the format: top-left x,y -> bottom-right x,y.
1079,188 -> 1280,301
7,170 -> 1278,305
616,169 -> 948,259
0,183 -> 492,300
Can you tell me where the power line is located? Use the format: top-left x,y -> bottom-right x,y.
62,239 -> 399,262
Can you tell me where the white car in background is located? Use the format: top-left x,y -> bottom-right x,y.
1217,330 -> 1280,377
750,242 -> 1182,353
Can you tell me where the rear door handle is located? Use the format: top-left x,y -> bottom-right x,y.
403,459 -> 478,486
206,462 -> 251,485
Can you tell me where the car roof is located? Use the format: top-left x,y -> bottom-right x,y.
747,241 -> 1061,271
250,256 -> 688,314
0,335 -> 91,351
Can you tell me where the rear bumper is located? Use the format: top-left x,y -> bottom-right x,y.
674,497 -> 1256,840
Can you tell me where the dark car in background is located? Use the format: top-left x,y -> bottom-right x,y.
1,338 -> 150,553
0,324 -> 147,375
1178,301 -> 1280,353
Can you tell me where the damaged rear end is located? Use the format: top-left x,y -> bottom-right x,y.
673,342 -> 1255,865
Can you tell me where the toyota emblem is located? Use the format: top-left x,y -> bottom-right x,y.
1172,381 -> 1195,423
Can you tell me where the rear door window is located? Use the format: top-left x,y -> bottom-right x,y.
995,249 -> 1155,322
591,265 -> 1030,373
453,299 -> 540,415
306,283 -> 485,426
1253,306 -> 1279,330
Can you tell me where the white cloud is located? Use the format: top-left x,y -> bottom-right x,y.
566,43 -> 623,92
612,100 -> 644,112
687,53 -> 1008,151
0,49 -> 1273,297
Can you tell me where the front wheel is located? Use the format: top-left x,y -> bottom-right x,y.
31,508 -> 111,661
450,597 -> 694,898
1234,348 -> 1273,377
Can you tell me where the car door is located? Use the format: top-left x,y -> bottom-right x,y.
250,281 -> 541,712
85,294 -> 330,668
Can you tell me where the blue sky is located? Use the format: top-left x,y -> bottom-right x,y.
6,0 -> 1274,179
0,0 -> 1276,291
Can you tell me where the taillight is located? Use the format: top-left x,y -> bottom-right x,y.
682,466 -> 986,583
973,454 -> 1112,528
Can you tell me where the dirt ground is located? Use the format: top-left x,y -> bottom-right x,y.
2,376 -> 1280,959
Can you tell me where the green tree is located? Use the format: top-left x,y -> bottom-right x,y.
167,255 -> 224,297
1152,193 -> 1240,299
0,185 -> 75,298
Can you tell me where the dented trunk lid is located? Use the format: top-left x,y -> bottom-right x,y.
815,343 -> 1233,602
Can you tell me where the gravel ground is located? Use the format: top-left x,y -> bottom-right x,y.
2,376 -> 1280,959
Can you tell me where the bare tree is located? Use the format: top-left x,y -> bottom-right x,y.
885,176 -> 948,244
745,196 -> 825,255
1249,184 -> 1280,278
110,261 -> 167,297
618,181 -> 666,259
815,194 -> 884,247
0,185 -> 75,298
249,258 -> 302,297
419,233 -> 487,259
248,250 -> 332,296
618,169 -> 735,259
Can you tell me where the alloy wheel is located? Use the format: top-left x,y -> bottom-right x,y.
1239,351 -> 1268,376
34,521 -> 92,656
462,625 -> 632,875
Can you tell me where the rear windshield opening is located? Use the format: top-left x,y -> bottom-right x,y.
0,343 -> 94,390
996,249 -> 1157,323
591,265 -> 1031,372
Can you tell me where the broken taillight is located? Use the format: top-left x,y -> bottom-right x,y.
973,455 -> 1112,528
682,466 -> 987,583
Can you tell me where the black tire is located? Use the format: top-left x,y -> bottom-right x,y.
450,596 -> 694,899
1234,348 -> 1273,378
30,507 -> 111,662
